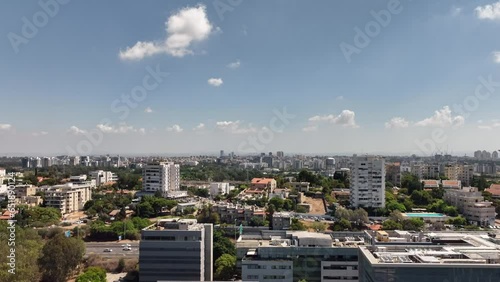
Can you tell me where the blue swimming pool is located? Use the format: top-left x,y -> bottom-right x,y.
404,213 -> 445,218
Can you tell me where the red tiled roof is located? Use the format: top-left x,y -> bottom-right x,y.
251,178 -> 275,184
485,184 -> 500,196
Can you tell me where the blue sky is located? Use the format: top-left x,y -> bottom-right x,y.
1,0 -> 500,156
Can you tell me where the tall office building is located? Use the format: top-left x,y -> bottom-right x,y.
276,151 -> 284,158
349,156 -> 385,208
142,162 -> 180,197
139,219 -> 213,282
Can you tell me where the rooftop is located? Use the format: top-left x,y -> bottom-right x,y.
143,218 -> 205,231
361,232 -> 500,266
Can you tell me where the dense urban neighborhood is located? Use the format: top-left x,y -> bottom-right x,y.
1,151 -> 500,281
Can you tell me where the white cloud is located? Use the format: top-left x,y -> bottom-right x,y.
216,120 -> 257,134
308,110 -> 358,128
0,124 -> 12,130
208,78 -> 223,87
475,1 -> 500,20
336,96 -> 344,100
167,124 -> 184,133
385,117 -> 410,129
96,123 -> 138,134
415,106 -> 465,128
145,107 -> 154,113
477,120 -> 500,130
451,6 -> 462,17
119,5 -> 213,60
193,123 -> 205,131
227,60 -> 241,69
493,51 -> 500,63
68,126 -> 86,135
138,128 -> 146,135
302,125 -> 318,132
32,131 -> 49,137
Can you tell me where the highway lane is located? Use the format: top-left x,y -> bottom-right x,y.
85,242 -> 139,258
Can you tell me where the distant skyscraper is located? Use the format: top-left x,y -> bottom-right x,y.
350,155 -> 385,208
474,150 -> 482,159
493,151 -> 499,159
220,150 -> 224,158
276,151 -> 284,158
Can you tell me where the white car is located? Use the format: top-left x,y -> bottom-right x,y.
103,248 -> 112,252
123,247 -> 132,251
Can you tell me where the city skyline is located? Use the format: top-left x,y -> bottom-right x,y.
1,1 -> 500,155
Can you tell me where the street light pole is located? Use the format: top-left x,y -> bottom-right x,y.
234,219 -> 237,241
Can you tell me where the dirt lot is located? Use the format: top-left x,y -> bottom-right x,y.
301,195 -> 326,214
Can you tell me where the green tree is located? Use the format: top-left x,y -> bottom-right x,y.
311,222 -> 326,232
76,267 -> 106,282
333,218 -> 351,231
116,258 -> 126,273
290,218 -> 307,231
249,216 -> 265,227
382,220 -> 403,230
402,218 -> 424,231
214,254 -> 237,281
197,205 -> 220,224
269,197 -> 284,211
213,230 -> 236,263
410,190 -> 432,206
38,233 -> 85,282
0,221 -> 44,282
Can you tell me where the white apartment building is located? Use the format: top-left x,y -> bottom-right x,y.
444,187 -> 496,226
41,182 -> 92,215
209,182 -> 234,196
0,167 -> 6,177
142,162 -> 180,197
349,156 -> 385,208
90,170 -> 118,186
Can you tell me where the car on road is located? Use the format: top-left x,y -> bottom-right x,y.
103,248 -> 112,252
123,247 -> 132,251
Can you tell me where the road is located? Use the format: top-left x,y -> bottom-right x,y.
85,242 -> 139,258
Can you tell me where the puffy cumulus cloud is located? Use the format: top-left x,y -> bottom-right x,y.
119,5 -> 213,60
144,107 -> 154,113
385,117 -> 410,129
167,124 -> 184,133
415,106 -> 465,128
193,123 -> 205,131
216,120 -> 257,134
67,126 -> 86,135
308,110 -> 358,128
475,1 -> 500,20
96,123 -> 141,134
208,78 -> 223,87
0,123 -> 12,130
227,60 -> 241,69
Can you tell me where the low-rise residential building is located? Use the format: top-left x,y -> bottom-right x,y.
269,188 -> 290,199
139,219 -> 213,282
250,178 -> 277,191
40,182 -> 92,215
444,187 -> 496,226
290,182 -> 310,192
209,182 -> 234,196
272,212 -> 292,230
14,184 -> 36,198
89,170 -> 118,186
212,202 -> 266,224
422,180 -> 440,189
